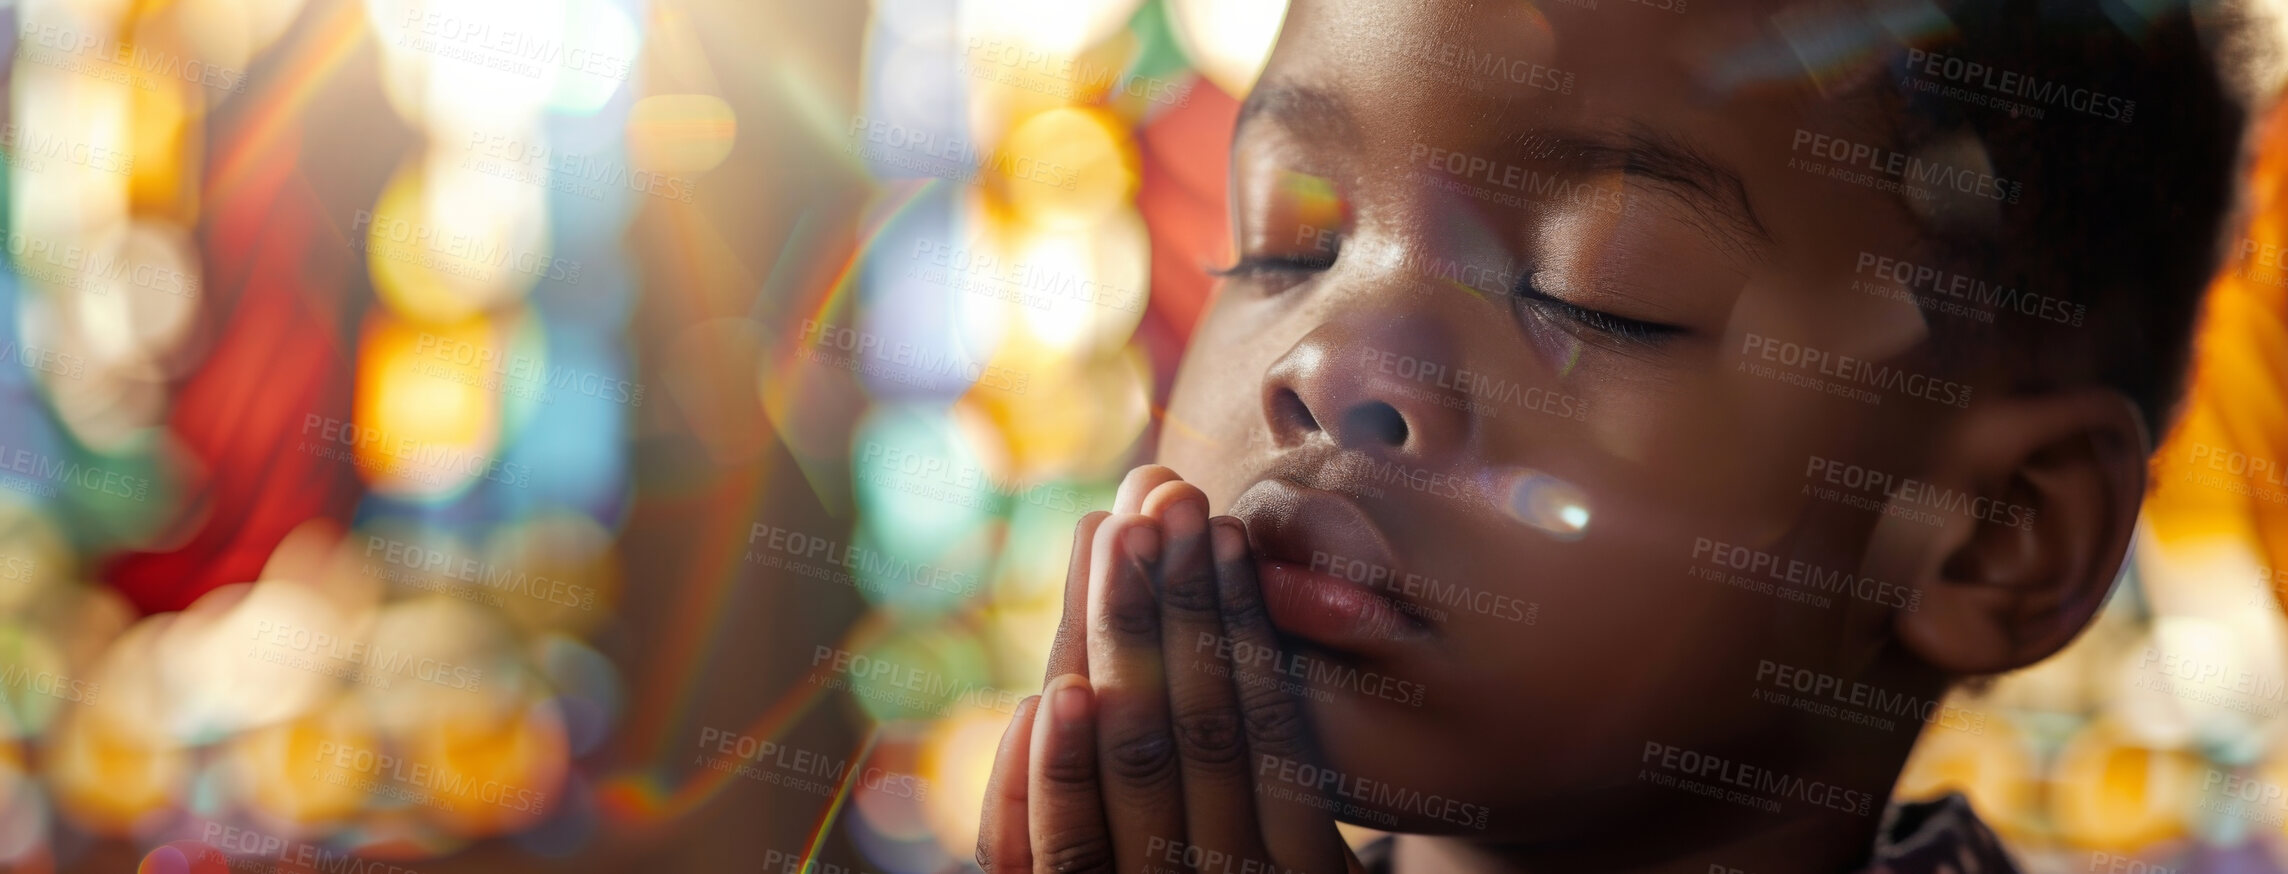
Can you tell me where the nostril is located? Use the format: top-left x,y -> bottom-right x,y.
1272,388 -> 1320,435
1341,401 -> 1408,448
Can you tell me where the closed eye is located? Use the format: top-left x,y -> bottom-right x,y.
1511,274 -> 1685,345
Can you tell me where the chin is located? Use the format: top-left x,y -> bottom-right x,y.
1289,703 -> 1501,834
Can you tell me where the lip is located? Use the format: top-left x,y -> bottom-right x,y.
1227,478 -> 1432,655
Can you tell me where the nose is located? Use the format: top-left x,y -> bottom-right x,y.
1260,304 -> 1474,461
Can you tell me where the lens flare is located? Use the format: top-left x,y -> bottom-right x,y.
627,94 -> 736,175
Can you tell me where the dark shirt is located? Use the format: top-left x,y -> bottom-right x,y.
1353,794 -> 2019,874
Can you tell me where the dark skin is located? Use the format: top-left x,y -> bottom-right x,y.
980,0 -> 2151,872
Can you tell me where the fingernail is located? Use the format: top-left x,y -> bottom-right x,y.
1163,496 -> 1206,541
1124,524 -> 1161,566
1211,518 -> 1247,564
1052,677 -> 1092,724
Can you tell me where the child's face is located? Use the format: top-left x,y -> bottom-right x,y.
1158,0 -> 1964,836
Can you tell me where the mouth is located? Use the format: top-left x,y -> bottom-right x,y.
1227,478 -> 1434,656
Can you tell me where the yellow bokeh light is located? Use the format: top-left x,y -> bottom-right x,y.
919,709 -> 1015,860
231,695 -> 380,827
400,699 -> 568,837
352,313 -> 502,497
1007,208 -> 1149,353
1895,717 -> 2039,842
126,76 -> 194,220
47,700 -> 189,836
995,106 -> 1136,231
365,151 -> 552,325
956,34 -> 1139,135
2048,719 -> 2198,851
960,342 -> 1150,482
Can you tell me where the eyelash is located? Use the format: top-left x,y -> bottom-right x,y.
1511,274 -> 1685,345
1209,253 -> 1337,280
1212,249 -> 1685,344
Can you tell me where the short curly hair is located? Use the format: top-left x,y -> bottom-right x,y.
1881,0 -> 2255,436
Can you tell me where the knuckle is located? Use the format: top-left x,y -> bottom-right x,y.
1039,751 -> 1098,790
1242,692 -> 1308,749
1173,708 -> 1246,767
1100,598 -> 1159,637
975,840 -> 997,872
1217,584 -> 1269,629
1105,726 -> 1181,788
1037,829 -> 1115,874
1160,564 -> 1218,614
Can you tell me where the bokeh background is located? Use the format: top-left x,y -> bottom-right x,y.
0,0 -> 2283,871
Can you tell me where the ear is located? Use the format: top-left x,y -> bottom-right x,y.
1893,388 -> 2148,676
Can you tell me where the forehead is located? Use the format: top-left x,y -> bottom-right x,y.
1272,1 -> 1912,213
1271,0 -> 1735,109
1248,0 -> 1940,359
1258,0 -> 1897,150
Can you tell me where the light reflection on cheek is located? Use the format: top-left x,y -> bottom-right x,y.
1449,466 -> 1594,542
1505,468 -> 1593,541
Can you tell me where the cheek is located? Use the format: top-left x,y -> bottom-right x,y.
1422,509 -> 1787,706
1507,360 -> 1851,562
1157,298 -> 1276,503
1158,365 -> 1256,506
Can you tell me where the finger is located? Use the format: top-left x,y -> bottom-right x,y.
1047,511 -> 1111,684
977,695 -> 1040,873
1141,484 -> 1265,863
1087,514 -> 1186,874
1213,517 -> 1352,874
1113,465 -> 1182,515
1030,674 -> 1114,874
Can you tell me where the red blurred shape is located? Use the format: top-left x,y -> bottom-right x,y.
1136,79 -> 1239,394
103,132 -> 361,614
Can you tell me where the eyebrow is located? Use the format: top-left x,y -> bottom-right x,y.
1513,124 -> 1774,261
1237,83 -> 1772,262
1235,83 -> 1359,144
